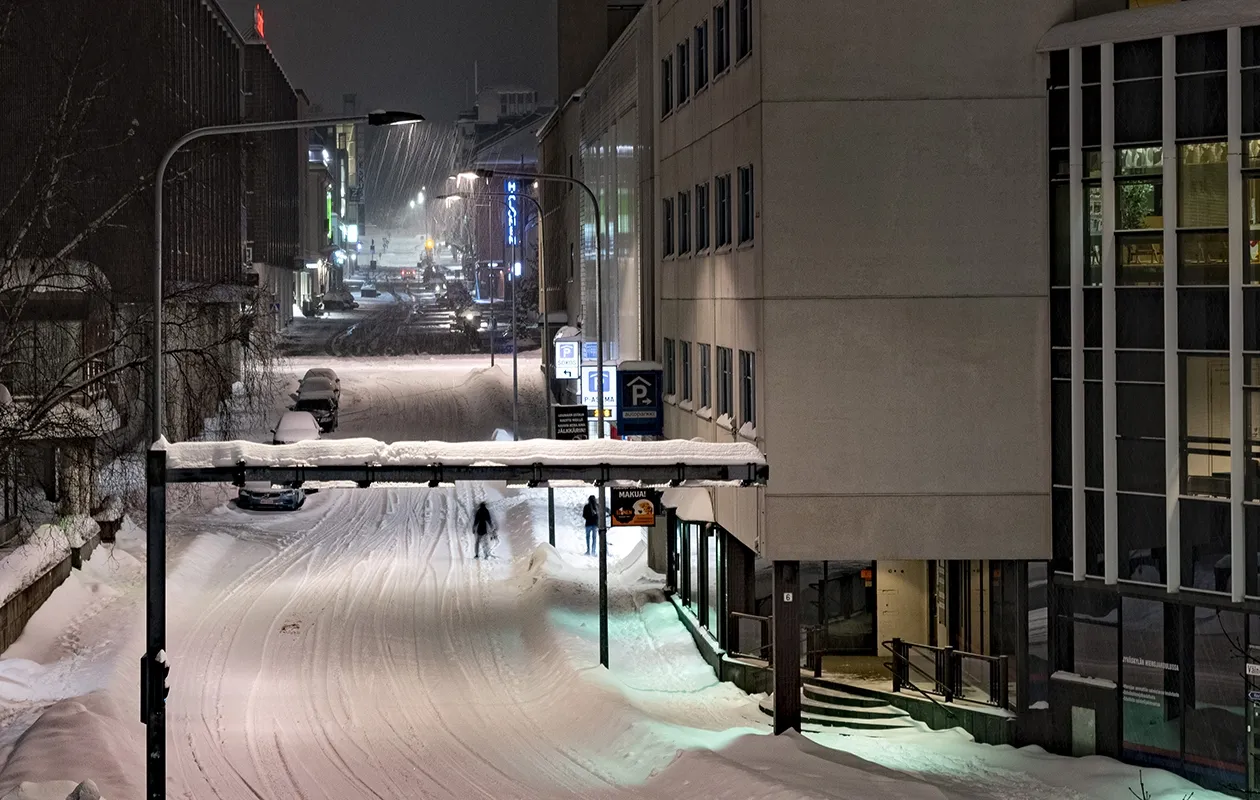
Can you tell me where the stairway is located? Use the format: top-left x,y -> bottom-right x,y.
758,680 -> 927,733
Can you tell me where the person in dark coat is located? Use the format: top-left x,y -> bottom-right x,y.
473,501 -> 495,558
581,495 -> 599,556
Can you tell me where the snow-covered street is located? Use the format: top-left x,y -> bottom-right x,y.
0,356 -> 1229,799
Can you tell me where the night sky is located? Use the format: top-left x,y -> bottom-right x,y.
217,0 -> 558,123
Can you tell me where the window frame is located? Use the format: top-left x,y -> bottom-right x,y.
713,1 -> 730,75
681,341 -> 693,402
660,55 -> 674,119
694,22 -> 709,91
662,196 -> 675,256
695,182 -> 711,251
676,41 -> 690,105
678,190 -> 691,254
739,349 -> 756,428
664,338 -> 677,396
699,343 -> 712,409
715,173 -> 732,247
735,0 -> 752,62
737,165 -> 755,244
717,346 -> 733,418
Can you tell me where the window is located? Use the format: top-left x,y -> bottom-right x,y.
1115,39 -> 1161,144
1121,598 -> 1178,764
694,22 -> 709,90
695,183 -> 710,250
717,347 -> 733,418
735,0 -> 752,61
699,344 -> 712,408
681,341 -> 692,401
678,191 -> 691,254
739,349 -> 755,428
664,338 -> 676,396
1246,140 -> 1260,283
1179,141 -> 1229,285
1182,355 -> 1230,498
1085,156 -> 1103,286
737,165 -> 754,243
662,197 -> 675,256
713,1 -> 730,74
676,41 -> 690,104
660,56 -> 673,118
1177,31 -> 1227,140
715,173 -> 732,247
1246,356 -> 1260,500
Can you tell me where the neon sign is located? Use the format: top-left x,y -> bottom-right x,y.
254,4 -> 265,38
505,180 -> 519,247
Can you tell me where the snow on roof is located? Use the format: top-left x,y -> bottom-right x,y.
1039,0 -> 1260,51
158,437 -> 767,470
660,488 -> 715,523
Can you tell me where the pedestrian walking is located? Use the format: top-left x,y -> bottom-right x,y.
581,495 -> 599,556
473,501 -> 496,559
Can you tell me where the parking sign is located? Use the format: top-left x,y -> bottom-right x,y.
580,365 -> 617,416
555,338 -> 580,379
616,366 -> 663,437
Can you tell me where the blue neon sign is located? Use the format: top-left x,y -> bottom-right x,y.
505,180 -> 519,247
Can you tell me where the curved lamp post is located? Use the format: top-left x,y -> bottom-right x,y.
151,110 -> 424,444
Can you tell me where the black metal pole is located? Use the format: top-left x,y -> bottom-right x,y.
598,485 -> 609,667
772,559 -> 801,734
547,490 -> 556,548
144,448 -> 168,798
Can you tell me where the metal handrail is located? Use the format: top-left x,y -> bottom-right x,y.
729,611 -> 773,664
881,639 -> 956,718
883,638 -> 1010,709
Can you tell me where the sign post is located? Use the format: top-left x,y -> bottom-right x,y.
616,361 -> 664,438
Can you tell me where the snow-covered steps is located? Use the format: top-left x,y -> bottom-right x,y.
759,683 -> 927,734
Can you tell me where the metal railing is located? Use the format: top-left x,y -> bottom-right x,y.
729,611 -> 773,664
883,638 -> 1009,709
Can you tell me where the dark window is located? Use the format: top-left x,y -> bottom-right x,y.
1178,288 -> 1229,351
664,338 -> 676,395
1085,382 -> 1103,489
1051,288 -> 1071,348
694,22 -> 709,90
1117,381 -> 1166,494
695,183 -> 710,250
735,0 -> 751,61
1182,355 -> 1231,498
681,341 -> 692,401
1115,80 -> 1162,144
1049,87 -> 1070,150
1181,498 -> 1231,591
677,41 -> 690,104
1247,505 -> 1260,595
1116,288 -> 1163,348
1082,84 -> 1101,148
1246,357 -> 1260,501
1051,182 -> 1071,286
1177,33 -> 1227,140
1052,379 -> 1072,485
737,165 -> 754,243
1176,30 -> 1227,74
678,191 -> 691,254
1085,350 -> 1103,380
1185,610 -> 1247,792
1049,50 -> 1069,87
1082,44 -> 1102,84
1084,288 -> 1102,348
1086,488 -> 1105,578
1052,488 -> 1072,573
662,197 -> 675,256
1120,599 -> 1176,765
1052,350 -> 1071,379
1115,39 -> 1161,81
1118,497 -> 1166,582
660,56 -> 673,118
739,349 -> 755,427
715,173 -> 732,247
1118,351 -> 1165,382
713,1 -> 730,74
1245,26 -> 1260,69
717,346 -> 733,417
699,343 -> 712,408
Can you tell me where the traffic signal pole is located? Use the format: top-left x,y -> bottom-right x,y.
144,448 -> 168,799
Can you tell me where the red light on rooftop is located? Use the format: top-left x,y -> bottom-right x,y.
254,4 -> 265,38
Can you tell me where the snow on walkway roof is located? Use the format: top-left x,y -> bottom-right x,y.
158,437 -> 767,470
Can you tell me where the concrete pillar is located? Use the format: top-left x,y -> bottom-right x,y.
772,560 -> 800,734
647,513 -> 668,574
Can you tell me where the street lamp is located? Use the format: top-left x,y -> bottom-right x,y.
151,110 -> 423,445
464,165 -> 612,670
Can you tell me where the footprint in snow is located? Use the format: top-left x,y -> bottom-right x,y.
280,621 -> 301,635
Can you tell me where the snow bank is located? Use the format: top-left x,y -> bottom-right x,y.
0,517 -> 98,607
0,695 -> 138,799
159,436 -> 766,470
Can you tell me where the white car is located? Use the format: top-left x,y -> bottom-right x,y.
272,410 -> 321,444
303,367 -> 339,386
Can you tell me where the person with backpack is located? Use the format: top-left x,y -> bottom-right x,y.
473,501 -> 496,559
581,495 -> 599,556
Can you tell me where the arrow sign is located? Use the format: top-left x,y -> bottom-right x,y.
616,367 -> 663,437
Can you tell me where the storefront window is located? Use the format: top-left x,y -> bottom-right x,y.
1072,587 -> 1119,684
1027,562 -> 1049,708
1181,355 -> 1231,498
1181,499 -> 1231,593
707,527 -> 720,632
1122,598 -> 1181,770
1184,610 -> 1247,794
687,523 -> 700,616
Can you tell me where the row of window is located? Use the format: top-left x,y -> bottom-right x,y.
662,338 -> 756,428
663,166 -> 754,256
660,0 -> 753,118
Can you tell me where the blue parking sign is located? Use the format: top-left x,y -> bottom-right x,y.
617,369 -> 663,436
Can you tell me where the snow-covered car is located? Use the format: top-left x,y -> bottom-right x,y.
303,367 -> 339,386
271,410 -> 321,444
360,283 -> 379,298
236,481 -> 306,511
297,375 -> 339,399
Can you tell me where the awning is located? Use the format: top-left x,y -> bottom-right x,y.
1038,0 -> 1260,52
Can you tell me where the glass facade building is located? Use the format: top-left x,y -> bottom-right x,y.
1042,21 -> 1260,794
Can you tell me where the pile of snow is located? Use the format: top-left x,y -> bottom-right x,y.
0,779 -> 103,800
159,436 -> 767,471
0,695 -> 138,799
0,518 -> 98,607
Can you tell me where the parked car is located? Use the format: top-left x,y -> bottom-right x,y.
360,283 -> 379,298
291,391 -> 338,432
322,289 -> 359,311
296,375 -> 339,402
302,367 -> 339,387
236,481 -> 307,511
272,410 -> 321,444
